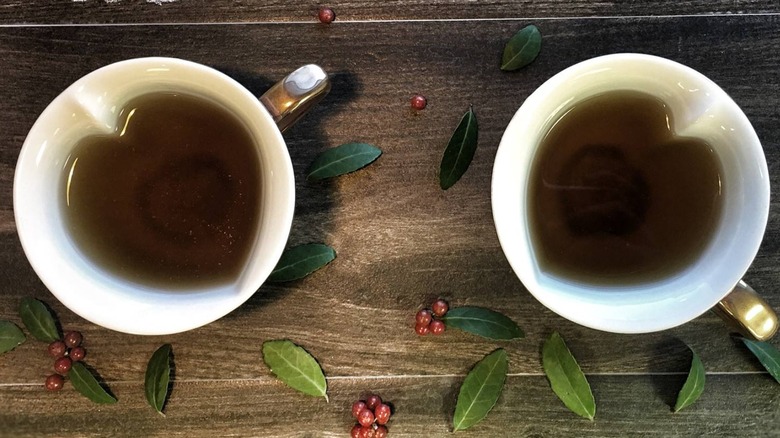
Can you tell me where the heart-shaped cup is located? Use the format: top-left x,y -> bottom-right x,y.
492,53 -> 777,340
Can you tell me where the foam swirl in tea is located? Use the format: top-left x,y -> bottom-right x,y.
528,90 -> 723,285
61,92 -> 260,289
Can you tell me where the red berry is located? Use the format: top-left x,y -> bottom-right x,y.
430,319 -> 446,335
411,94 -> 427,110
352,400 -> 367,419
45,374 -> 64,391
48,340 -> 67,358
431,299 -> 449,317
318,7 -> 336,24
415,321 -> 430,335
54,356 -> 72,375
69,346 -> 86,362
64,331 -> 83,348
359,426 -> 374,438
415,309 -> 432,326
365,394 -> 382,410
351,424 -> 362,438
357,408 -> 374,427
375,403 -> 391,425
375,425 -> 388,438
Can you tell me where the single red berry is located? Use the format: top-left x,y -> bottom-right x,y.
359,426 -> 374,438
365,394 -> 382,410
352,400 -> 367,419
375,403 -> 391,425
48,340 -> 67,358
410,94 -> 427,110
415,321 -> 430,335
54,356 -> 72,375
350,424 -> 362,438
357,407 -> 375,427
375,425 -> 388,438
63,331 -> 83,348
431,299 -> 449,317
430,319 -> 446,335
45,374 -> 64,391
415,309 -> 432,326
69,346 -> 86,362
318,7 -> 336,24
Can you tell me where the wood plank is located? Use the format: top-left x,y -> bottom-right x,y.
0,1 -> 777,25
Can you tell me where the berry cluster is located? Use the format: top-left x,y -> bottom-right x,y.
350,394 -> 392,438
45,331 -> 85,391
415,299 -> 449,335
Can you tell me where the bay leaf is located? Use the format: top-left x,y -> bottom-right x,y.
439,107 -> 478,190
307,142 -> 382,181
262,340 -> 328,400
267,243 -> 336,283
442,307 -> 524,340
0,320 -> 25,354
674,346 -> 705,412
68,362 -> 117,404
452,348 -> 508,431
501,24 -> 542,71
19,297 -> 60,342
145,344 -> 172,415
542,332 -> 595,420
740,338 -> 779,384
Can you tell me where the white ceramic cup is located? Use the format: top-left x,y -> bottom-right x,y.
14,57 -> 329,335
492,53 -> 777,338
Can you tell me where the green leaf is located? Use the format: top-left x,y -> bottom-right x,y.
442,307 -> 524,340
267,243 -> 336,283
740,338 -> 780,384
145,344 -> 172,415
262,340 -> 328,400
307,143 -> 382,181
68,362 -> 117,404
453,348 -> 508,431
501,24 -> 542,71
674,346 -> 706,412
19,298 -> 60,342
439,107 -> 478,190
542,332 -> 595,420
0,320 -> 25,354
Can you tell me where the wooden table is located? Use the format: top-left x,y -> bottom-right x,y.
1,2 -> 779,436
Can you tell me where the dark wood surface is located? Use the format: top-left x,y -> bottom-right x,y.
1,4 -> 779,437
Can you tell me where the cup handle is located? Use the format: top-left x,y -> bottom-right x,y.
713,280 -> 778,341
259,64 -> 331,133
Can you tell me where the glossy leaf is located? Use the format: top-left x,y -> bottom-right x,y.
68,362 -> 117,404
262,340 -> 328,400
19,298 -> 60,342
145,344 -> 172,415
439,107 -> 478,190
0,320 -> 25,354
740,338 -> 780,384
267,243 -> 336,283
501,24 -> 542,71
442,307 -> 524,340
452,349 -> 508,431
307,143 -> 382,181
542,332 -> 595,420
674,346 -> 706,412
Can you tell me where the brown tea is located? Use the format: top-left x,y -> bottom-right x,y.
61,92 -> 260,289
528,90 -> 723,285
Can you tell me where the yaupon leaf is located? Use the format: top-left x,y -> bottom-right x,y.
439,107 -> 478,190
145,344 -> 172,415
442,307 -> 524,340
542,332 -> 595,420
0,320 -> 25,354
307,143 -> 382,181
68,362 -> 117,404
452,349 -> 508,431
267,243 -> 336,283
741,338 -> 780,384
674,346 -> 706,412
19,298 -> 60,342
501,24 -> 542,71
262,340 -> 328,400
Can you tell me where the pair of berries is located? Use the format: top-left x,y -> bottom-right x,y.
45,331 -> 85,391
350,394 -> 391,438
415,299 -> 449,335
